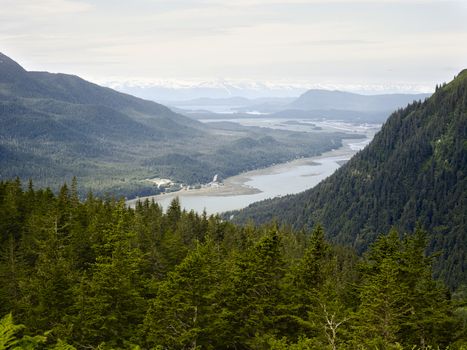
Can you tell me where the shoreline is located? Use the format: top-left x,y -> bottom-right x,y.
126,137 -> 364,207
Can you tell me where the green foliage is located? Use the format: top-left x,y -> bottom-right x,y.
232,69 -> 467,289
353,229 -> 456,349
0,52 -> 353,198
225,228 -> 288,347
0,179 -> 465,349
0,313 -> 24,350
49,340 -> 76,350
0,314 -> 75,350
143,238 -> 224,349
266,336 -> 318,350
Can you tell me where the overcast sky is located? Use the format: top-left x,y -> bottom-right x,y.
1,0 -> 466,92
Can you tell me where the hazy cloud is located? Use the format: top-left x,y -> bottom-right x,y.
1,0 -> 466,91
0,0 -> 92,16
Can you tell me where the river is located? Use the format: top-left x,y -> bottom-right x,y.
127,119 -> 379,214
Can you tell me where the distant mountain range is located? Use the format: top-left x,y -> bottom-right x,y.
168,89 -> 431,123
107,78 -> 433,102
107,80 -> 308,101
231,70 -> 467,289
165,96 -> 294,108
287,89 -> 430,111
269,90 -> 430,123
0,53 -> 353,197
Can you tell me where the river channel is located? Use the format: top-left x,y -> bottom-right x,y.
127,119 -> 380,214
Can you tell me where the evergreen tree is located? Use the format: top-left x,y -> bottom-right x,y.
354,229 -> 459,348
225,228 -> 287,348
287,225 -> 354,349
143,237 -> 224,349
0,179 -> 465,349
72,201 -> 145,348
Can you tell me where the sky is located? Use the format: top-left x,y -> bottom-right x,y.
1,0 -> 467,94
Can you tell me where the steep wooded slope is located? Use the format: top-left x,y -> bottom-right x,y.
233,70 -> 467,288
0,53 -> 352,197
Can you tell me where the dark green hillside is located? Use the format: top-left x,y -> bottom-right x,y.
0,53 -> 202,134
0,53 -> 353,197
0,179 -> 465,349
232,70 -> 467,289
26,72 -> 203,131
0,52 -> 207,196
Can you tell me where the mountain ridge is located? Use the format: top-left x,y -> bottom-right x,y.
287,88 -> 430,112
0,53 -> 211,195
231,70 -> 467,288
1,53 -> 354,198
0,52 -> 203,128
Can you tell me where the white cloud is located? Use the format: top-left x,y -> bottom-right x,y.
212,0 -> 461,6
0,0 -> 465,87
0,0 -> 92,16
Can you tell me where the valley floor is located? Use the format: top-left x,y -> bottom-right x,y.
127,136 -> 374,214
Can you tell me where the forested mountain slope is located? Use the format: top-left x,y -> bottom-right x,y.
0,53 -> 202,133
232,70 -> 467,289
0,179 -> 465,349
0,53 -> 351,197
0,52 -> 207,194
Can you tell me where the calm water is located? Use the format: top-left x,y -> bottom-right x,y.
129,119 -> 379,214
147,152 -> 350,214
